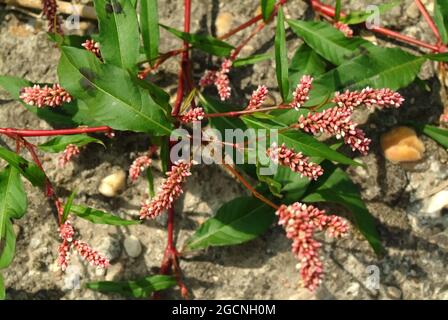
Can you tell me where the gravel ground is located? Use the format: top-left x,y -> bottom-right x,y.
0,0 -> 447,300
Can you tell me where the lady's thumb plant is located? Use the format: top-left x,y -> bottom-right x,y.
0,0 -> 447,300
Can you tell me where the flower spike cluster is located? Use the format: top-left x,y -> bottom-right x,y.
129,155 -> 152,182
267,143 -> 323,180
42,0 -> 63,33
333,87 -> 404,110
333,22 -> 353,38
276,202 -> 349,290
20,84 -> 72,108
57,220 -> 109,271
180,107 -> 205,123
59,144 -> 80,167
82,39 -> 102,59
199,59 -> 233,101
298,106 -> 371,155
246,85 -> 268,110
140,160 -> 193,219
291,75 -> 313,110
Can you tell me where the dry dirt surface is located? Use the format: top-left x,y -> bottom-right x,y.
0,0 -> 447,300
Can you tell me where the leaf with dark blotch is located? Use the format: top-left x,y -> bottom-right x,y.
86,275 -> 176,298
58,47 -> 172,135
93,0 -> 139,72
0,147 -> 46,188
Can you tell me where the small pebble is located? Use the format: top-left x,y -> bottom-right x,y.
124,235 -> 142,258
98,170 -> 126,197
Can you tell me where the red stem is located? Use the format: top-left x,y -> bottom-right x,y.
310,0 -> 443,52
0,126 -> 112,137
414,0 -> 442,44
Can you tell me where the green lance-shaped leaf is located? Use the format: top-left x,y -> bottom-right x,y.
308,47 -> 425,106
58,46 -> 173,135
61,189 -> 77,224
335,0 -> 342,21
140,0 -> 160,66
302,162 -> 384,255
0,75 -> 94,127
0,167 -> 26,269
0,220 -> 16,269
184,197 -> 276,251
93,0 -> 140,72
70,205 -> 141,226
160,24 -> 234,57
275,6 -> 289,102
261,0 -> 275,22
233,53 -> 273,68
340,1 -> 400,25
288,20 -> 374,66
434,0 -> 448,44
0,273 -> 5,300
38,134 -> 104,153
410,123 -> 448,149
0,147 -> 46,188
86,275 -> 176,298
242,116 -> 361,166
289,43 -> 327,91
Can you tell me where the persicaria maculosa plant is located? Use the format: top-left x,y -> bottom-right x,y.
0,0 -> 448,299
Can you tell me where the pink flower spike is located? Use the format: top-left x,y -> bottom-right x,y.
291,75 -> 313,110
297,106 -> 371,155
246,85 -> 268,110
129,155 -> 152,182
333,21 -> 353,38
20,84 -> 72,108
276,202 -> 349,290
199,70 -> 217,87
42,0 -> 63,33
57,240 -> 71,271
267,143 -> 323,180
58,144 -> 80,167
215,59 -> 233,101
333,87 -> 405,110
82,39 -> 102,59
59,220 -> 75,242
140,160 -> 193,219
73,240 -> 109,269
180,107 -> 205,123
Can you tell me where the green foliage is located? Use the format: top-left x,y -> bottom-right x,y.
233,53 -> 272,67
70,205 -> 141,225
275,6 -> 289,101
161,24 -> 234,57
288,20 -> 373,66
86,275 -> 176,298
184,197 -> 275,250
434,0 -> 448,44
62,189 -> 77,224
261,0 -> 275,22
58,47 -> 173,135
303,163 -> 384,254
340,1 -> 401,25
140,0 -> 160,66
38,135 -> 104,153
411,123 -> 448,149
0,147 -> 46,188
93,0 -> 140,72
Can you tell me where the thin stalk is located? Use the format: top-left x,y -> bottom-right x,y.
414,0 -> 442,44
223,164 -> 279,210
